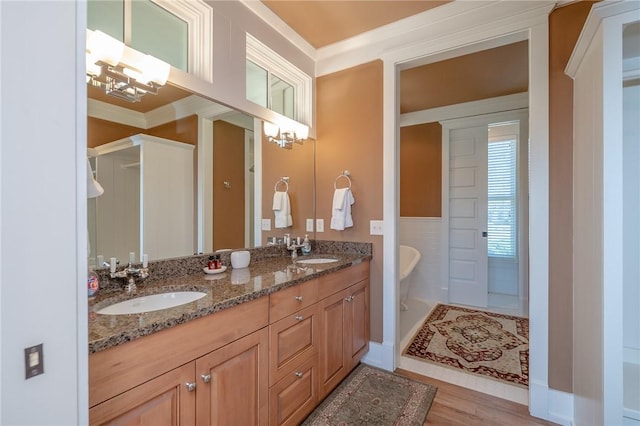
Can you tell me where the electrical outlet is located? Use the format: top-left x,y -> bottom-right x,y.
306,218 -> 314,232
316,218 -> 324,232
370,220 -> 384,235
261,219 -> 271,231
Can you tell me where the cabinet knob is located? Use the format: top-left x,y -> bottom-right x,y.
294,371 -> 303,378
201,374 -> 211,383
185,382 -> 196,392
295,315 -> 304,321
295,296 -> 303,302
345,295 -> 354,302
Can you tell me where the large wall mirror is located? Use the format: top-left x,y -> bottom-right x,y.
87,81 -> 315,267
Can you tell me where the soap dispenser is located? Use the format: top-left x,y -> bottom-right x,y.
301,234 -> 311,255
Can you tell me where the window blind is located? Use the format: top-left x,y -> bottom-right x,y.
488,139 -> 517,258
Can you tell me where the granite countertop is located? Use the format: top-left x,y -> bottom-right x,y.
88,253 -> 369,354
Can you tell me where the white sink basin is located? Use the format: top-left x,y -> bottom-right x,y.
96,291 -> 207,315
296,258 -> 339,264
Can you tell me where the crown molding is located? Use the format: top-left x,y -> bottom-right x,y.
566,1 -> 640,78
315,1 -> 555,76
88,99 -> 147,129
237,0 -> 316,60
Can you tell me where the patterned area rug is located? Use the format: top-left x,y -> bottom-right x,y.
403,304 -> 529,387
302,364 -> 437,426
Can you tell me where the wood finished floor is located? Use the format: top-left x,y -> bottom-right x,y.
395,369 -> 558,426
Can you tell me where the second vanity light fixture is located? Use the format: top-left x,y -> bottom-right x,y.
264,121 -> 310,149
86,30 -> 170,103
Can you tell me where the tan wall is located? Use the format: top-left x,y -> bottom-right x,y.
400,123 -> 442,217
261,130 -> 316,242
87,117 -> 144,148
87,115 -> 198,148
213,121 -> 246,250
548,1 -> 595,393
400,40 -> 528,113
316,61 -> 384,342
147,115 -> 198,145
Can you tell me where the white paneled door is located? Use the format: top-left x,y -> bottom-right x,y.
448,126 -> 489,307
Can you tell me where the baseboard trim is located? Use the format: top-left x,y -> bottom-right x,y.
530,380 -> 574,426
361,341 -> 395,371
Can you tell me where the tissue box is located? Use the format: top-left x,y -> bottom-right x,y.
230,250 -> 250,269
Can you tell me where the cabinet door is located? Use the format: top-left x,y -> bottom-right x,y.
89,362 -> 196,426
195,328 -> 269,426
346,279 -> 370,368
318,288 -> 349,398
269,356 -> 318,426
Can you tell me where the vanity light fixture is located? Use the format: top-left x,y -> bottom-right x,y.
264,121 -> 309,149
86,30 -> 170,103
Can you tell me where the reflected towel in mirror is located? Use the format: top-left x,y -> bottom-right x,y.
330,188 -> 355,231
273,191 -> 293,228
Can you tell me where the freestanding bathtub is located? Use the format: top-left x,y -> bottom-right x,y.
399,245 -> 421,311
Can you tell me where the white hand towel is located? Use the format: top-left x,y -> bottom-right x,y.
273,191 -> 293,228
330,188 -> 355,231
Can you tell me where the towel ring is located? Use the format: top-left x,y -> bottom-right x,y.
334,171 -> 352,189
275,177 -> 289,192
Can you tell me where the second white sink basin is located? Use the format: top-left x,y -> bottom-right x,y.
296,258 -> 339,264
96,291 -> 207,315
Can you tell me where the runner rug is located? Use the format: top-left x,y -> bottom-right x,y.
403,303 -> 529,387
302,364 -> 437,426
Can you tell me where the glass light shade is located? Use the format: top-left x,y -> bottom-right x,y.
295,124 -> 309,140
87,30 -> 124,66
86,59 -> 102,77
264,122 -> 279,138
139,54 -> 170,85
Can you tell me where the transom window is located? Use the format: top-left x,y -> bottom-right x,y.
88,0 -> 213,82
246,33 -> 312,126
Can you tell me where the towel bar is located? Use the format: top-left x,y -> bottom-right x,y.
275,176 -> 289,192
334,171 -> 352,189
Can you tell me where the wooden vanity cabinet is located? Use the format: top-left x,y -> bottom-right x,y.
89,260 -> 370,426
318,262 -> 370,399
89,297 -> 269,426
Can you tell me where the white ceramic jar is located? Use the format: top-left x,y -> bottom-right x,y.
230,250 -> 250,269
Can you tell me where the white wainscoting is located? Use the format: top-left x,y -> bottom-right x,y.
399,217 -> 444,302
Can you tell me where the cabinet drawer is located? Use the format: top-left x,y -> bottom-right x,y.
269,304 -> 318,386
317,261 -> 369,300
270,279 -> 318,323
269,356 -> 318,426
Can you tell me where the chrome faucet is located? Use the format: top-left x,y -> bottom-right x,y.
286,237 -> 304,261
111,263 -> 149,293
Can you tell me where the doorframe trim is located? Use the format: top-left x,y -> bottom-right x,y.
440,109 -> 529,307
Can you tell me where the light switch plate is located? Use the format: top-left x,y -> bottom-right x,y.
370,220 -> 384,235
306,218 -> 314,232
316,219 -> 324,232
24,343 -> 44,379
261,219 -> 271,231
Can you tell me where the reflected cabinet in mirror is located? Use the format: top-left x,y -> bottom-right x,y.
87,83 -> 315,267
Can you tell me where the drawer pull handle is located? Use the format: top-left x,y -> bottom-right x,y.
295,296 -> 303,302
201,374 -> 211,383
295,315 -> 304,321
294,372 -> 303,378
345,295 -> 354,302
185,382 -> 196,392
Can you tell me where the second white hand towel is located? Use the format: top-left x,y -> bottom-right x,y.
273,191 -> 293,228
330,188 -> 355,231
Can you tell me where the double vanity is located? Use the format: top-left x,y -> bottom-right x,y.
88,243 -> 371,426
